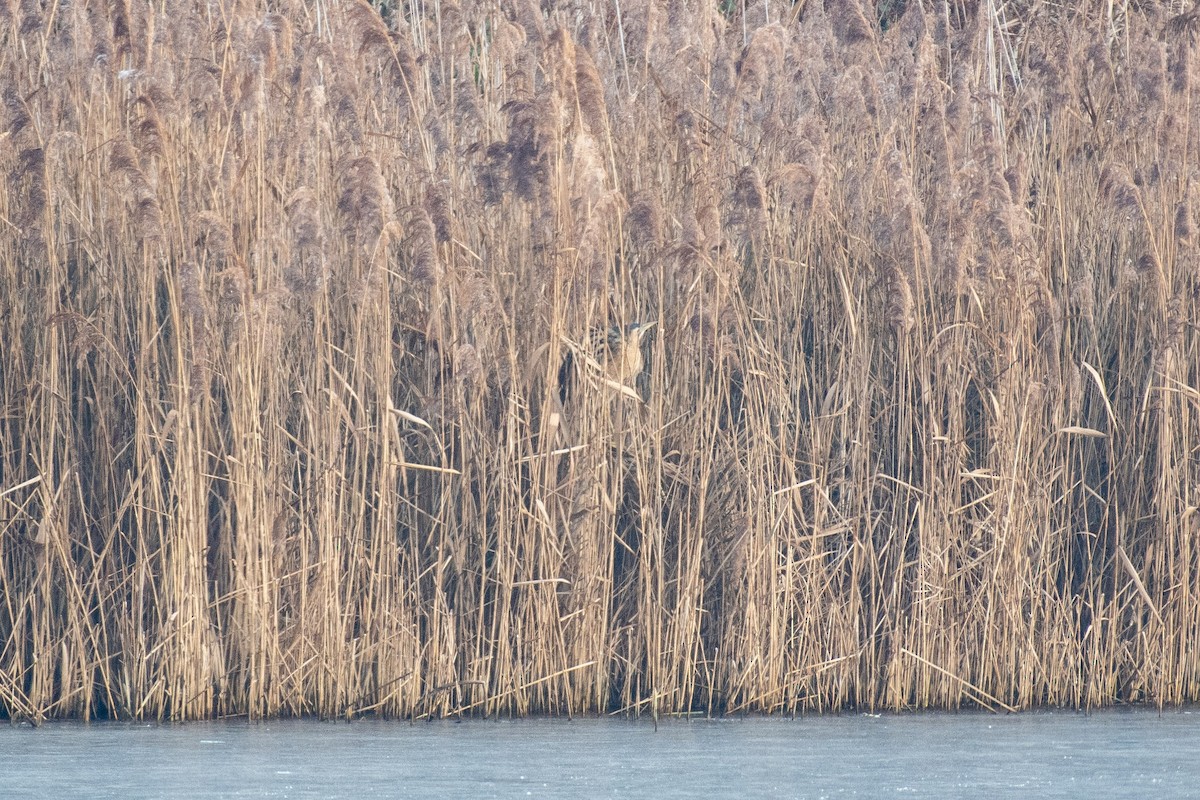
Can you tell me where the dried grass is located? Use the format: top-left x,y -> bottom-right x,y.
0,0 -> 1198,721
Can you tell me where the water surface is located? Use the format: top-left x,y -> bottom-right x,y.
1,708 -> 1195,798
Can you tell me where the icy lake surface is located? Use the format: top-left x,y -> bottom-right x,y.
1,708 -> 1196,798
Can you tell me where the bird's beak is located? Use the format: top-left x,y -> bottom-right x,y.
637,321 -> 657,332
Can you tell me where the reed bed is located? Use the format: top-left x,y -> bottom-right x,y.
0,0 -> 1198,721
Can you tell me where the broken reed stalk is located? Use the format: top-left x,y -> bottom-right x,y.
0,0 -> 1197,720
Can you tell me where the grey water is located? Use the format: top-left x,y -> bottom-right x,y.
1,709 -> 1196,799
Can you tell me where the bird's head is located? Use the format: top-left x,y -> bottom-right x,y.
619,320 -> 656,344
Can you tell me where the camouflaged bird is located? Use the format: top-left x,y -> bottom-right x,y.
558,321 -> 656,402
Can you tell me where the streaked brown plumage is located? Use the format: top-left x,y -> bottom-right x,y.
558,321 -> 656,402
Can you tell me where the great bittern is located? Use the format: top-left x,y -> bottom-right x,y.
558,321 -> 656,403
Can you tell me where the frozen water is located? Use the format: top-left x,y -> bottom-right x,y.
0,708 -> 1195,799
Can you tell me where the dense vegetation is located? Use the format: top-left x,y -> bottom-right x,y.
1,0 -> 1198,720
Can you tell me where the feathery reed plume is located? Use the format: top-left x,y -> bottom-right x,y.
1175,201 -> 1195,245
108,138 -> 164,242
438,0 -> 467,51
510,0 -> 545,45
573,44 -> 608,138
424,181 -> 453,245
346,0 -> 391,55
178,260 -> 205,321
1136,251 -> 1166,293
453,72 -> 484,131
86,1 -> 114,68
830,0 -> 876,48
568,130 -> 607,209
408,207 -> 442,286
1004,154 -> 1028,210
547,28 -> 578,107
385,27 -> 423,109
2,84 -> 31,139
285,187 -> 322,251
1169,36 -> 1192,95
568,129 -> 622,289
730,165 -> 767,245
195,212 -> 239,267
625,0 -> 661,68
453,342 -> 483,390
284,186 -> 326,297
626,190 -> 664,253
487,13 -> 528,72
329,83 -> 365,147
133,97 -> 165,159
693,179 -> 721,254
888,257 -> 912,335
1099,164 -> 1144,219
184,60 -> 222,118
11,146 -> 46,232
336,154 -> 394,247
502,96 -> 557,202
250,13 -> 293,78
178,260 -> 212,393
1167,4 -> 1200,39
774,161 -> 821,219
734,23 -> 786,103
111,0 -> 132,59
479,141 -> 510,206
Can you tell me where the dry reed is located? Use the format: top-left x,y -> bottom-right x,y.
0,0 -> 1198,721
